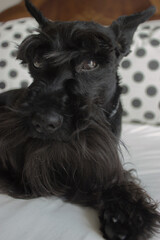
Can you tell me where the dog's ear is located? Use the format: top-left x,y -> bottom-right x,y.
25,0 -> 49,27
17,1 -> 51,64
17,35 -> 42,64
111,6 -> 156,58
17,34 -> 51,64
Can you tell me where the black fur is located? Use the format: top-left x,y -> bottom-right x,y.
0,1 -> 159,239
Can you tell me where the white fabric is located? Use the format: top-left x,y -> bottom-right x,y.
119,20 -> 160,125
0,123 -> 160,240
0,18 -> 37,92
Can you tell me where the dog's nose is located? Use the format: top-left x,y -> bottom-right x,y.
32,112 -> 63,134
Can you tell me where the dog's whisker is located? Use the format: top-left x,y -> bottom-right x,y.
3,106 -> 30,117
99,107 -> 110,115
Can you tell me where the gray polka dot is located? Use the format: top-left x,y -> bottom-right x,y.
132,99 -> 142,108
153,26 -> 160,31
19,20 -> 26,24
122,110 -> 128,117
0,60 -> 7,67
1,41 -> 9,47
139,33 -> 148,39
136,48 -> 146,57
148,60 -> 159,70
146,86 -> 157,96
22,63 -> 28,68
21,80 -> 29,88
131,120 -> 141,124
5,25 -> 12,30
133,72 -> 144,82
14,33 -> 22,39
142,25 -> 150,29
122,85 -> 129,94
150,39 -> 159,47
121,60 -> 131,69
9,70 -> 18,78
0,81 -> 6,89
26,28 -> 34,33
11,50 -> 18,58
144,112 -> 155,120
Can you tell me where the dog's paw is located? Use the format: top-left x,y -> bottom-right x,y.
99,207 -> 130,240
99,184 -> 160,240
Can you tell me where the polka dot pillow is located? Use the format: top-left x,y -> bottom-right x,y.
119,20 -> 160,125
0,18 -> 160,125
0,18 -> 38,90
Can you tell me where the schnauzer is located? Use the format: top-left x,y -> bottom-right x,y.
0,1 -> 159,239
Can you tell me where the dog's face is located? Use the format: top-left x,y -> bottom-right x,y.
17,21 -> 119,141
15,1 -> 155,142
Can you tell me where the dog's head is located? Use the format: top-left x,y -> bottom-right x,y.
14,1 -> 155,141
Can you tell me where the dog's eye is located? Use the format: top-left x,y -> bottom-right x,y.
33,60 -> 42,68
33,57 -> 43,68
33,61 -> 41,68
76,60 -> 98,72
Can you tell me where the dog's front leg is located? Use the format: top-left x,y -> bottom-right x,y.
98,174 -> 160,240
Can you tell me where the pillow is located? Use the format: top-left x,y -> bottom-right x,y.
0,18 -> 37,91
119,20 -> 160,125
0,18 -> 160,125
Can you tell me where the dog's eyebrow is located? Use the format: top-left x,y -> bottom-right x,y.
43,45 -> 112,66
43,50 -> 81,65
39,28 -> 114,66
44,51 -> 78,59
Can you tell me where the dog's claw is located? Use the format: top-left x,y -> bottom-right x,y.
112,217 -> 118,223
118,234 -> 126,240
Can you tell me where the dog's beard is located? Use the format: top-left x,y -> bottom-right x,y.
0,106 -> 124,203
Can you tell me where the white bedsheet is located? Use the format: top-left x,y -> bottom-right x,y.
0,123 -> 159,240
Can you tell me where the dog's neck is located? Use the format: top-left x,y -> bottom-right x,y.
108,99 -> 120,119
105,83 -> 122,120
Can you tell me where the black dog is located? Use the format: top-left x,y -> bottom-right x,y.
0,1 -> 159,239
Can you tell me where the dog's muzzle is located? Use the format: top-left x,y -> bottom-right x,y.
31,112 -> 63,134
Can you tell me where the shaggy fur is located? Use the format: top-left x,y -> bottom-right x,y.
0,1 -> 159,239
